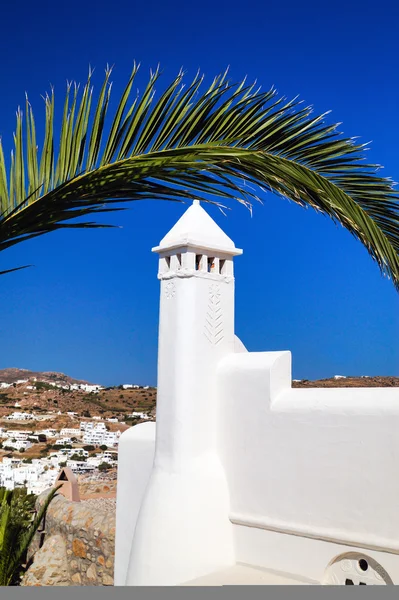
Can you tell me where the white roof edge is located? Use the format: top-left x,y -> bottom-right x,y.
152,241 -> 243,256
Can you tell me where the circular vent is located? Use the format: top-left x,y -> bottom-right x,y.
323,553 -> 393,585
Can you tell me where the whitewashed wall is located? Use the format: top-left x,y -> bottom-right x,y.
114,422 -> 156,585
217,351 -> 399,583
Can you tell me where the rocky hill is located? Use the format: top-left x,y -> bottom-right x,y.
0,368 -> 90,385
292,375 -> 399,388
0,368 -> 156,422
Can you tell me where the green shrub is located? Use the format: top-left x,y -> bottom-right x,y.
98,462 -> 112,472
0,485 -> 61,585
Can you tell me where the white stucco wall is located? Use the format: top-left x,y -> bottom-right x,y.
114,422 -> 156,585
217,351 -> 399,582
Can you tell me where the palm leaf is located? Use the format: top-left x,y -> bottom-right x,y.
0,65 -> 398,288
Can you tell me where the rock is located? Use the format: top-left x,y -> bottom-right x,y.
71,572 -> 82,585
86,563 -> 97,582
102,573 -> 114,586
97,555 -> 105,566
72,538 -> 87,558
22,535 -> 70,587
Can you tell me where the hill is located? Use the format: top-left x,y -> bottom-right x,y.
0,367 -> 90,385
292,375 -> 399,388
0,369 -> 156,421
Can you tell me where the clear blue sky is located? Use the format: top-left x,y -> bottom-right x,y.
0,0 -> 398,386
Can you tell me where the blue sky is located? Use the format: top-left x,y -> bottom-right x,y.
0,0 -> 398,385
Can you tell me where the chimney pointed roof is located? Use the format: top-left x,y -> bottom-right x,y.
152,201 -> 242,255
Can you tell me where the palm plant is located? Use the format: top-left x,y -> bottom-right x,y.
0,64 -> 398,287
0,485 -> 61,586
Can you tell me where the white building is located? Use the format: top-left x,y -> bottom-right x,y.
129,412 -> 150,420
60,428 -> 82,437
115,200 -> 399,587
6,412 -> 35,421
106,418 -> 118,423
3,430 -> 33,441
68,384 -> 103,393
3,440 -> 32,451
103,450 -> 118,463
66,460 -> 95,473
82,423 -> 119,447
36,428 -> 58,438
55,437 -> 73,446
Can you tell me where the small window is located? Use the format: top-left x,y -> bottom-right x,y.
195,255 -> 202,270
165,256 -> 171,270
207,257 -> 215,273
176,254 -> 182,269
219,259 -> 226,274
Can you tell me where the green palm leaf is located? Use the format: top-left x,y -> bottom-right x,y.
0,65 -> 398,288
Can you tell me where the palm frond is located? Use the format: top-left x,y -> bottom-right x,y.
0,65 -> 398,288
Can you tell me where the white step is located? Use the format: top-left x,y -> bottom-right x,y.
181,563 -> 318,586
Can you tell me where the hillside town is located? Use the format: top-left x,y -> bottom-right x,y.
0,370 -> 155,496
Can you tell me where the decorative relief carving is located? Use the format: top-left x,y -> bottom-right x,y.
164,281 -> 176,299
204,284 -> 223,345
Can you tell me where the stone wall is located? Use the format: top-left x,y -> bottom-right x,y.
22,490 -> 115,586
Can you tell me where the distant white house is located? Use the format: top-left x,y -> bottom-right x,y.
106,418 -> 118,423
83,424 -> 119,447
55,437 -> 73,446
6,412 -> 35,421
3,430 -> 33,441
69,384 -> 103,394
103,450 -> 118,463
66,460 -> 95,473
60,428 -> 82,437
129,411 -> 150,420
36,428 -> 58,438
3,440 -> 32,451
